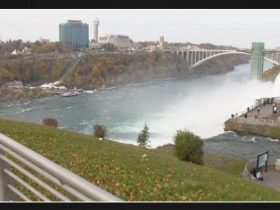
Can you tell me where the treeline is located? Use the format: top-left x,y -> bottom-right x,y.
63,51 -> 190,89
0,57 -> 73,85
0,39 -> 74,56
0,86 -> 51,102
0,49 -> 251,90
63,52 -> 250,89
198,43 -> 237,50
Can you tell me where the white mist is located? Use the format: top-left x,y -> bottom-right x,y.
149,62 -> 278,148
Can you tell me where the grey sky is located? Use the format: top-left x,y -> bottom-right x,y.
1,9 -> 280,48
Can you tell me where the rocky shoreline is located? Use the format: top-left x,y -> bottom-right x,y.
0,86 -> 53,102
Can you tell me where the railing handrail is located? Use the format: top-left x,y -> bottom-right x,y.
0,133 -> 122,201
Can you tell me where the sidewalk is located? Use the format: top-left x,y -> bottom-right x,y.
261,168 -> 280,192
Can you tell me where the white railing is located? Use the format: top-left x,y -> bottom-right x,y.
0,133 -> 122,201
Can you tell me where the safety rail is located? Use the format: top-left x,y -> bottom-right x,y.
0,133 -> 122,201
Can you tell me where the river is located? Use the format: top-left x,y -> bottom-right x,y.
1,61 -> 280,160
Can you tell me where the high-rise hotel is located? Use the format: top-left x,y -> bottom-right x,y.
59,20 -> 89,48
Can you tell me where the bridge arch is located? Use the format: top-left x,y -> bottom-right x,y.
191,51 -> 250,68
191,51 -> 279,68
263,57 -> 280,66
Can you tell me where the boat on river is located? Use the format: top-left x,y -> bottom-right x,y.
61,91 -> 80,97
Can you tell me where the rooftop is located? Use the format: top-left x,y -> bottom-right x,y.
67,20 -> 83,24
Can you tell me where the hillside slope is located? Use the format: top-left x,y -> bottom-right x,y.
63,52 -> 249,89
0,118 -> 279,201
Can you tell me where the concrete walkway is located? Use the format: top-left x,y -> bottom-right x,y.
246,103 -> 280,120
243,160 -> 280,192
261,168 -> 280,192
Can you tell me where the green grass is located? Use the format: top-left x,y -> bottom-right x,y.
0,118 -> 280,201
153,144 -> 247,176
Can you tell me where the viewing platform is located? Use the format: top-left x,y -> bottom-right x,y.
224,97 -> 280,139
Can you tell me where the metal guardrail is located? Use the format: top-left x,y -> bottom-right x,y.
0,133 -> 122,201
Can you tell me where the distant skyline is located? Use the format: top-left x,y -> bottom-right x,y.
1,9 -> 280,48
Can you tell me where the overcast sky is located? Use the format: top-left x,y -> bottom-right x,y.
1,9 -> 280,49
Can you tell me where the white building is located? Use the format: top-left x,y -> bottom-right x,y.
10,49 -> 21,56
93,18 -> 100,43
159,36 -> 165,50
7,80 -> 23,88
10,47 -> 32,56
39,38 -> 50,43
21,46 -> 32,55
89,42 -> 102,49
98,34 -> 132,48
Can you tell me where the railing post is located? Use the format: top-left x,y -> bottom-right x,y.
0,164 -> 4,200
0,150 -> 16,201
0,158 -> 8,201
0,146 -> 5,201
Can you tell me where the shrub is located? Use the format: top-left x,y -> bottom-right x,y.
93,124 -> 107,138
42,118 -> 58,128
174,129 -> 204,165
137,122 -> 150,148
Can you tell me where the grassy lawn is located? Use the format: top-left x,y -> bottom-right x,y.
0,118 -> 280,201
153,144 -> 247,176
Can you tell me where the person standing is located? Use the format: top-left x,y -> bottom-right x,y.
273,106 -> 277,114
256,170 -> 263,181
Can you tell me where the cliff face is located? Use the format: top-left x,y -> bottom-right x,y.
263,65 -> 280,82
63,52 -> 250,89
224,120 -> 280,139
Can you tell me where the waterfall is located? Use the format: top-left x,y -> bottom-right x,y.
273,72 -> 280,94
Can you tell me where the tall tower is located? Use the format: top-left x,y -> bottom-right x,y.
159,36 -> 164,50
251,42 -> 264,80
93,17 -> 100,43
